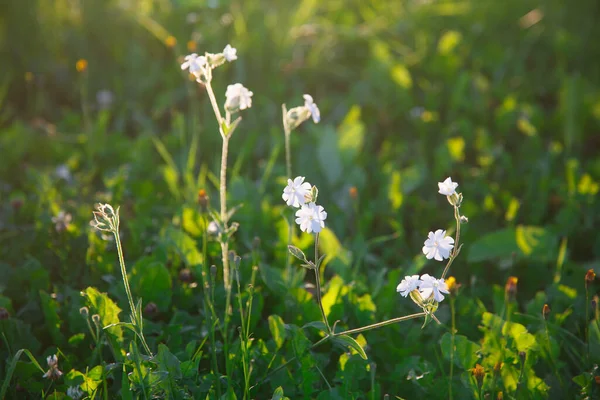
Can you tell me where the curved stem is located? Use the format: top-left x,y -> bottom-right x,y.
332,312 -> 426,336
205,81 -> 224,131
442,205 -> 461,280
313,233 -> 331,333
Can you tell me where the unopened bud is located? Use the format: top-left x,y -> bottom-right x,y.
349,186 -> 358,200
79,307 -> 89,317
197,189 -> 209,211
497,392 -> 503,400
493,361 -> 503,375
0,307 -> 9,320
471,364 -> 485,387
519,351 -> 526,363
210,265 -> 217,280
505,276 -> 518,299
91,314 -> 101,325
585,269 -> 596,287
542,304 -> 550,320
446,276 -> 457,293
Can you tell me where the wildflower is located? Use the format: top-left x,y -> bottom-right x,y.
165,35 -> 177,48
303,94 -> 320,123
187,40 -> 197,52
419,274 -> 450,302
43,354 -> 63,380
505,276 -> 518,298
223,44 -> 237,62
67,386 -> 84,399
76,59 -> 88,73
52,211 -> 72,233
92,203 -> 118,233
144,302 -> 158,316
542,303 -> 551,320
224,83 -> 253,113
445,276 -> 458,293
180,53 -> 208,78
198,189 -> 209,211
438,177 -> 458,196
79,307 -> 89,317
396,275 -> 422,297
422,229 -> 454,261
55,164 -> 72,181
282,176 -> 312,207
207,221 -> 220,236
96,90 -> 114,109
349,186 -> 358,199
295,202 -> 327,234
585,269 -> 596,287
471,364 -> 485,387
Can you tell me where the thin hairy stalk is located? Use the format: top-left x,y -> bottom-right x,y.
442,205 -> 461,280
313,233 -> 331,333
114,230 -> 152,356
205,81 -> 224,129
332,312 -> 427,336
220,137 -> 231,289
235,268 -> 251,400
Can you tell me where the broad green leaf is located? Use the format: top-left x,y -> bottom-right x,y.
268,315 -> 286,349
182,207 -> 203,237
163,227 -> 202,266
83,287 -> 122,340
502,321 -> 537,352
130,257 -> 172,311
440,333 -> 481,369
322,275 -> 348,317
333,335 -> 368,360
468,226 -> 556,263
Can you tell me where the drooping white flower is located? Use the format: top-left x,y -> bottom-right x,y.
224,83 -> 253,112
295,202 -> 327,234
418,274 -> 450,302
67,386 -> 84,400
282,176 -> 312,207
438,177 -> 458,196
43,354 -> 63,379
396,275 -> 422,297
422,229 -> 454,261
303,94 -> 320,123
223,44 -> 237,62
181,53 -> 207,77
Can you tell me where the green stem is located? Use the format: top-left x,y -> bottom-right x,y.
114,230 -> 152,356
442,205 -> 461,280
332,312 -> 426,336
449,295 -> 456,400
283,104 -> 294,284
205,81 -> 224,130
313,233 -> 331,333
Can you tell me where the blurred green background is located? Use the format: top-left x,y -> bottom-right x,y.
1,0 -> 600,398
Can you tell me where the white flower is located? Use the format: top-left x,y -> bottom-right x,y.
303,94 -> 320,123
282,176 -> 312,207
438,177 -> 458,196
223,44 -> 237,62
55,164 -> 72,181
43,354 -> 62,379
396,275 -> 422,297
67,386 -> 84,399
224,83 -> 253,112
295,202 -> 327,234
52,211 -> 72,233
207,221 -> 220,236
422,229 -> 454,261
181,53 -> 207,77
96,89 -> 114,109
418,274 -> 450,302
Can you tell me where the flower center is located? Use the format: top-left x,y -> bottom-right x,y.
433,281 -> 439,288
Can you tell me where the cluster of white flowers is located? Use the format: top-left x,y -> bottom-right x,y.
398,177 -> 462,305
67,385 -> 84,399
42,354 -> 62,380
181,44 -> 252,114
282,176 -> 327,234
397,274 -> 450,302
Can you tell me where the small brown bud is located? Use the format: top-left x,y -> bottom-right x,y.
349,186 -> 358,200
197,189 -> 209,211
505,276 -> 518,298
179,268 -> 194,283
471,364 -> 485,387
144,302 -> 158,316
542,304 -> 550,320
0,307 -> 9,320
585,269 -> 596,287
493,361 -> 503,375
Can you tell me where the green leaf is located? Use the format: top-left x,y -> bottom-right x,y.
130,257 -> 172,311
333,335 -> 368,360
502,321 -> 537,352
83,287 -> 122,340
163,227 -> 203,266
271,386 -> 289,400
268,315 -> 287,349
440,333 -> 481,369
0,349 -> 45,399
468,226 -> 557,263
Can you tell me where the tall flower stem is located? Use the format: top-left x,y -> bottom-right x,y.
282,104 -> 294,284
442,205 -> 461,280
313,233 -> 331,333
331,312 -> 426,336
114,229 -> 152,356
220,137 -> 231,289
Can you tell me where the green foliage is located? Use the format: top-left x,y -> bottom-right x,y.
1,0 -> 600,398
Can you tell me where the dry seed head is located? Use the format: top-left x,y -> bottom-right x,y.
585,269 -> 596,287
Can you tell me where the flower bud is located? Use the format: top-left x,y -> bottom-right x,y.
79,307 -> 89,317
210,265 -> 217,280
144,302 -> 158,317
460,215 -> 469,224
91,314 -> 101,326
497,392 -> 503,400
505,276 -> 518,299
0,307 -> 9,320
542,304 -> 550,320
493,361 -> 503,376
519,351 -> 526,364
197,189 -> 209,211
179,268 -> 194,283
349,186 -> 358,200
585,269 -> 596,287
471,364 -> 485,388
